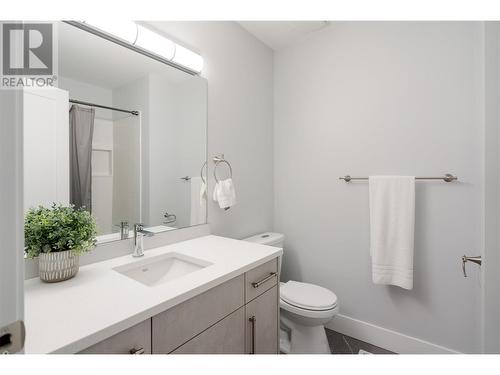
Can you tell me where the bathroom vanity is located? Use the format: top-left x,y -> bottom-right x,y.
24,235 -> 282,354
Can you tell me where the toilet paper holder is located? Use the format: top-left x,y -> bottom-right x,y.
462,255 -> 482,277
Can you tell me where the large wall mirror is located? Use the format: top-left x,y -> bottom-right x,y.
23,22 -> 207,244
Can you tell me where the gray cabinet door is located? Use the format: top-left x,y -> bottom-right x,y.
245,285 -> 279,354
152,275 -> 244,353
171,307 -> 246,354
79,319 -> 152,354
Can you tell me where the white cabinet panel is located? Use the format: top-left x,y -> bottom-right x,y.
23,87 -> 69,211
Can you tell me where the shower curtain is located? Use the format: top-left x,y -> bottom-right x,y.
69,105 -> 95,212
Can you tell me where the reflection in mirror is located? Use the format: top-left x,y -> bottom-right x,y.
23,22 -> 207,245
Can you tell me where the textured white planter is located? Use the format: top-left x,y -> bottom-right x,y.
38,250 -> 79,282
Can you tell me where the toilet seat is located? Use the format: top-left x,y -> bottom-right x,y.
280,281 -> 338,311
280,298 -> 339,320
279,281 -> 339,320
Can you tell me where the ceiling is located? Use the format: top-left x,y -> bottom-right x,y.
238,21 -> 330,51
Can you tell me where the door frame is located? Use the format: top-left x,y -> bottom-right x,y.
0,88 -> 25,346
483,21 -> 500,354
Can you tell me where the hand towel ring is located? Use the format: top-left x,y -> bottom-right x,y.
213,158 -> 233,183
200,161 -> 207,184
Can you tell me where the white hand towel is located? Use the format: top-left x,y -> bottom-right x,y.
212,178 -> 236,210
369,176 -> 415,290
190,176 -> 207,225
200,180 -> 207,205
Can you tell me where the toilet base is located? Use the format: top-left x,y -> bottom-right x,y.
280,328 -> 292,354
280,315 -> 331,354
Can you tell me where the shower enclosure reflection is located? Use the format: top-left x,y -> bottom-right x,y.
68,103 -> 142,237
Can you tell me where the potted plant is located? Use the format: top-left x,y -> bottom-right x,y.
25,204 -> 97,282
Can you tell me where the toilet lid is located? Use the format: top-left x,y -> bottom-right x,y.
280,281 -> 338,311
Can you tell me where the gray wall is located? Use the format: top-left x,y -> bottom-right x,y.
147,21 -> 275,239
274,22 -> 484,353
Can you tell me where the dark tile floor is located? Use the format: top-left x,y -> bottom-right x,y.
325,329 -> 395,354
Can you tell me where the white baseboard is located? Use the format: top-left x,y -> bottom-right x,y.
326,314 -> 461,354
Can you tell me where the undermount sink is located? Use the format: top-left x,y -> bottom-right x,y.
113,252 -> 212,287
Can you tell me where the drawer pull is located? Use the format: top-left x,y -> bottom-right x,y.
249,316 -> 256,354
251,272 -> 277,288
129,347 -> 145,354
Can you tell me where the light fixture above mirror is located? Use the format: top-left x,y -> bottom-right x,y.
66,21 -> 203,74
135,24 -> 176,60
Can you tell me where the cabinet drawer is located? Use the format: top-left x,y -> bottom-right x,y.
245,258 -> 278,303
79,319 -> 151,354
245,285 -> 279,354
153,274 -> 244,353
171,307 -> 245,354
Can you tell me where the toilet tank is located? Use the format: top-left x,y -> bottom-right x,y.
243,232 -> 284,274
243,232 -> 284,248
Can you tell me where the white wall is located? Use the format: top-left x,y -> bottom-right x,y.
172,78 -> 208,227
113,77 -> 149,225
112,115 -> 141,226
147,74 -> 181,227
274,22 -> 484,353
148,22 -> 274,239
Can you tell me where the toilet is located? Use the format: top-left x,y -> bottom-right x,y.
244,232 -> 339,354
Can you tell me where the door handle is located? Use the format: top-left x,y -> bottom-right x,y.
0,320 -> 25,354
462,255 -> 482,277
129,347 -> 145,354
251,272 -> 277,288
249,316 -> 256,354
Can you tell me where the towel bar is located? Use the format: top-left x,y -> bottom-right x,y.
339,174 -> 457,183
213,154 -> 233,183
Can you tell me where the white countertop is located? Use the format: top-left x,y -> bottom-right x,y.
24,235 -> 282,354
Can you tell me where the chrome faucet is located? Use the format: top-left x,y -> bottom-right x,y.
133,224 -> 154,257
114,221 -> 129,240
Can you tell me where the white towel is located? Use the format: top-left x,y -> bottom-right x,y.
212,178 -> 236,210
200,180 -> 207,205
190,176 -> 207,225
369,176 -> 415,290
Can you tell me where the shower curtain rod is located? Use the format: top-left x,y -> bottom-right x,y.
69,99 -> 139,116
